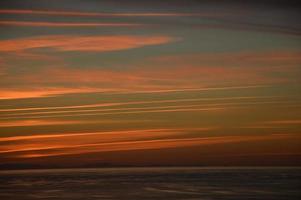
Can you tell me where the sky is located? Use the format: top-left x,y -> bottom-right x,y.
0,0 -> 300,168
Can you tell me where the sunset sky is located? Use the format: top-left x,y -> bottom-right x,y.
0,0 -> 300,168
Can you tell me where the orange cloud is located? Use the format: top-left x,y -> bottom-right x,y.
241,119 -> 301,129
0,87 -> 113,100
9,65 -> 271,90
264,120 -> 301,125
0,65 -> 6,76
8,49 -> 295,89
16,137 -> 239,158
0,9 -> 203,17
3,99 -> 289,120
0,128 -> 213,143
0,128 -> 215,155
0,21 -> 142,27
0,119 -> 83,127
1,104 -> 224,118
1,99 -> 293,121
0,66 -> 266,101
0,119 -> 119,128
0,106 -> 224,120
155,51 -> 301,65
0,95 -> 273,113
0,35 -> 175,52
0,86 -> 264,101
2,133 -> 294,158
146,51 -> 301,85
1,50 -> 297,100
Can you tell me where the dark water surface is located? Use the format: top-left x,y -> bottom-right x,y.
0,167 -> 300,200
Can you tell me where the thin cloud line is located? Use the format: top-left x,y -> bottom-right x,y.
5,134 -> 292,158
0,107 -> 224,120
0,95 -> 277,113
0,127 -> 214,142
0,136 -> 250,154
1,100 -> 298,120
114,85 -> 268,94
0,101 -> 293,120
0,99 -> 290,117
0,136 -> 220,154
0,85 -> 269,101
1,104 -> 212,116
2,99 -> 296,120
0,9 -> 207,17
0,21 -> 143,27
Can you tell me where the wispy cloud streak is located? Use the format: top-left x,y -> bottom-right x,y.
0,128 -> 181,143
0,85 -> 267,100
0,9 -> 204,17
0,99 -> 289,118
0,107 -> 224,120
2,134 -> 294,158
0,35 -> 175,52
0,21 -> 143,27
0,95 -> 278,112
0,119 -> 91,127
0,88 -> 111,100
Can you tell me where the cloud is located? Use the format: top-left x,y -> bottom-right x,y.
0,61 -> 7,76
0,119 -> 95,127
154,51 -> 301,65
147,51 -> 301,84
239,118 -> 301,130
0,106 -> 224,120
18,51 -> 294,89
15,137 -> 238,158
0,128 -> 213,142
0,85 -> 267,100
2,98 -> 289,120
0,60 -> 269,100
0,95 -> 273,112
0,21 -> 142,27
0,87 -> 111,100
0,8 -> 298,38
0,35 -> 176,52
0,50 -> 298,100
0,9 -> 203,17
195,23 -> 301,36
0,104 -> 225,120
0,132 -> 294,158
0,128 -> 214,156
1,99 -> 293,121
243,120 -> 301,129
265,120 -> 301,125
